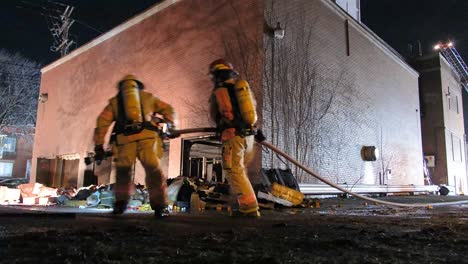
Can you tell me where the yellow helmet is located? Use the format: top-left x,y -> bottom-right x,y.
208,59 -> 234,74
118,74 -> 144,89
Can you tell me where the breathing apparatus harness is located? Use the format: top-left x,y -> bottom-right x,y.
113,81 -> 171,139
212,69 -> 257,138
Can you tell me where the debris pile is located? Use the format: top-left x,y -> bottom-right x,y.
1,168 -> 315,212
167,176 -> 231,212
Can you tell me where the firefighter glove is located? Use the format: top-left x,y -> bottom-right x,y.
164,123 -> 180,139
254,129 -> 266,143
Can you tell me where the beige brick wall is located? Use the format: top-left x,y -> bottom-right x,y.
32,0 -> 264,186
263,0 -> 423,185
32,0 -> 425,189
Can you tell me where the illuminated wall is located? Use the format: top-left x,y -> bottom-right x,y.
32,0 -> 263,186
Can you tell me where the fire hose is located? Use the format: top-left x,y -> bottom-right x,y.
175,127 -> 468,208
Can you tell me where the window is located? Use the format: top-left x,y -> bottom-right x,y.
0,161 -> 14,177
0,136 -> 17,159
26,159 -> 31,179
356,0 -> 361,21
451,133 -> 462,162
3,137 -> 16,153
447,87 -> 451,109
449,95 -> 459,113
447,87 -> 459,114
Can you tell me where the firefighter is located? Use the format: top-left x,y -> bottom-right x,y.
93,75 -> 177,218
208,59 -> 260,217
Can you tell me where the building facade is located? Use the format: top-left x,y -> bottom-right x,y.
413,54 -> 468,194
32,0 -> 424,190
0,126 -> 34,179
263,0 -> 422,186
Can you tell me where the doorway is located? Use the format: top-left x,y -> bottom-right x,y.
181,136 -> 223,182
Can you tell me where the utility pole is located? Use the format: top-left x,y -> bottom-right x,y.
48,5 -> 75,57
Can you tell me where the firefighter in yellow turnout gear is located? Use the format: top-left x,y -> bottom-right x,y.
94,75 -> 177,218
208,59 -> 260,217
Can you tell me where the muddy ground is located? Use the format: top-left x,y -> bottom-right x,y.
1,195 -> 468,263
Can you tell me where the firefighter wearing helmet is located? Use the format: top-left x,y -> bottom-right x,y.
93,75 -> 177,218
208,59 -> 260,217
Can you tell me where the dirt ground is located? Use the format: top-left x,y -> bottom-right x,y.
1,195 -> 468,264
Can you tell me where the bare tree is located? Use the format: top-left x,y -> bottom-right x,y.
179,1 -> 263,128
0,49 -> 41,134
264,4 -> 372,183
181,1 -> 374,185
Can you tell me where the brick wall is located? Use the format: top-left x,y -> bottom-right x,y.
0,126 -> 34,179
33,0 -> 425,189
263,0 -> 423,185
32,0 -> 264,186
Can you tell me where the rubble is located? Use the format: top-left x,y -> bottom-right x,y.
0,167 -> 312,215
0,186 -> 21,204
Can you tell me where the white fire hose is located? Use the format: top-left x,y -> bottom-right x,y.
175,127 -> 468,208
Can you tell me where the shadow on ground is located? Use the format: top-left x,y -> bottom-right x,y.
1,195 -> 468,263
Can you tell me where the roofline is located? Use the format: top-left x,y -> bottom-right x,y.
42,0 -> 419,78
323,0 -> 419,77
41,0 -> 182,73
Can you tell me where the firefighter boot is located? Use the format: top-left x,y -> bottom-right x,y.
113,200 -> 128,215
154,206 -> 170,219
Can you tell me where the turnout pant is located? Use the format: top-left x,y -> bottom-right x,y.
114,138 -> 167,210
222,135 -> 259,213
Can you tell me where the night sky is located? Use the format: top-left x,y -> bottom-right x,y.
0,0 -> 161,65
0,0 -> 466,66
361,0 -> 468,61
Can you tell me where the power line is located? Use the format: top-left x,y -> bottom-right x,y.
74,19 -> 103,34
18,0 -> 75,57
46,0 -> 68,7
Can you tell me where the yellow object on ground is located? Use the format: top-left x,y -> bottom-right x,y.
138,204 -> 153,211
270,182 -> 304,206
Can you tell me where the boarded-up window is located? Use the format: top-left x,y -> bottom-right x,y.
451,133 -> 462,162
448,87 -> 459,114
